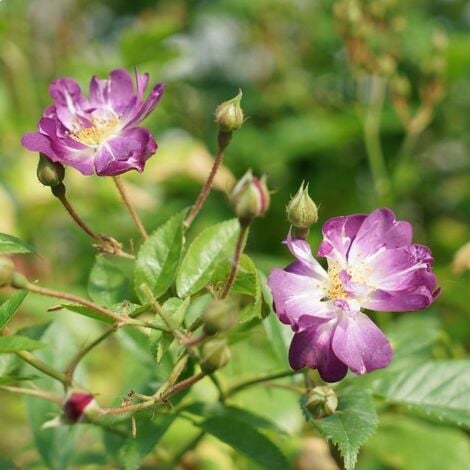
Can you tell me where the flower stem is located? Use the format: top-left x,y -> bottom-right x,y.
0,385 -> 62,404
16,350 -> 67,384
224,369 -> 303,399
24,282 -> 122,323
362,75 -> 392,204
184,132 -> 232,230
51,184 -> 100,241
220,222 -> 249,299
102,372 -> 205,415
112,176 -> 148,240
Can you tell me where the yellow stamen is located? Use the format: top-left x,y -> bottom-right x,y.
70,116 -> 120,147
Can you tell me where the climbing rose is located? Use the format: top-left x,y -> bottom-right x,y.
268,208 -> 439,382
21,69 -> 164,176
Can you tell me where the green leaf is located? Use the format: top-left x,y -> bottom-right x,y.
62,304 -> 115,324
0,290 -> 28,331
148,297 -> 189,363
212,255 -> 263,322
183,402 -> 285,434
88,256 -> 131,308
372,360 -> 470,430
365,415 -> 470,470
0,336 -> 46,353
176,219 -> 240,298
119,415 -> 177,470
196,416 -> 288,469
0,233 -> 35,254
135,210 -> 187,302
303,386 -> 378,470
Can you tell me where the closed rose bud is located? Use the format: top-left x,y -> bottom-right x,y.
230,171 -> 270,224
202,299 -> 238,336
200,339 -> 231,374
63,392 -> 99,423
37,153 -> 65,187
305,386 -> 338,418
215,90 -> 244,133
0,256 -> 15,287
286,182 -> 318,229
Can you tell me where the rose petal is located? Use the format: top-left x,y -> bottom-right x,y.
94,127 -> 157,176
289,318 -> 348,382
268,268 -> 331,329
332,310 -> 392,375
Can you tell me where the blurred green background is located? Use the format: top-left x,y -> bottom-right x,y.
0,0 -> 469,468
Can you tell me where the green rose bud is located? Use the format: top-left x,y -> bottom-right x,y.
215,90 -> 244,133
305,386 -> 338,418
286,182 -> 318,229
37,153 -> 65,187
230,171 -> 270,224
0,256 -> 15,287
200,339 -> 231,374
202,299 -> 238,336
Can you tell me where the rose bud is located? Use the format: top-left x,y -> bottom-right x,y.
0,257 -> 15,287
200,339 -> 231,374
305,386 -> 338,418
215,90 -> 244,133
63,392 -> 99,423
230,171 -> 270,224
202,299 -> 238,336
37,153 -> 65,187
286,182 -> 318,230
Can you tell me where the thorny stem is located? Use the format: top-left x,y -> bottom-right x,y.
102,372 -> 205,416
112,176 -> 148,240
184,132 -> 232,230
0,385 -> 62,404
51,184 -> 135,259
362,75 -> 392,204
220,222 -> 249,298
52,184 -> 100,241
25,282 -> 122,323
224,369 -> 303,399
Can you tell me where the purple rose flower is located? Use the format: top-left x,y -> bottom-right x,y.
268,208 -> 439,382
21,69 -> 164,176
63,392 -> 96,423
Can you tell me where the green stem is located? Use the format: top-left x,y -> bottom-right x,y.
224,369 -> 303,399
362,75 -> 391,204
0,385 -> 62,404
112,176 -> 148,240
16,350 -> 67,384
220,222 -> 249,298
25,282 -> 122,323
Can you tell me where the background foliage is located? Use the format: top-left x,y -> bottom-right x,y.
0,0 -> 469,468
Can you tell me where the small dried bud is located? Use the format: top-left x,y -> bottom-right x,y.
230,171 -> 270,224
215,90 -> 244,133
200,339 -> 231,374
286,182 -> 318,229
0,256 -> 15,287
202,299 -> 238,336
64,392 -> 99,423
305,386 -> 338,418
37,154 -> 65,187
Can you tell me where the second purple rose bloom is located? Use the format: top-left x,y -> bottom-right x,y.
268,208 -> 440,382
22,69 -> 164,176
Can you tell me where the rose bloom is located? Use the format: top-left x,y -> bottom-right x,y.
268,208 -> 439,382
22,69 -> 164,176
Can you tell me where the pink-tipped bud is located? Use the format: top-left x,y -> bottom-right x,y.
215,90 -> 244,133
229,170 -> 270,224
63,392 -> 99,423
